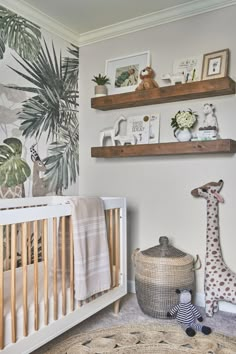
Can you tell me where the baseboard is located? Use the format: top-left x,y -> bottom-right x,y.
127,280 -> 236,314
127,280 -> 136,294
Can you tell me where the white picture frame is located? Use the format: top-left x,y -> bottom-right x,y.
105,51 -> 150,94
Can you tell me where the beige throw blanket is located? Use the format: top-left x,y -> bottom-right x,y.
70,197 -> 111,301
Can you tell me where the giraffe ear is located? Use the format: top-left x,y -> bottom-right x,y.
213,191 -> 224,203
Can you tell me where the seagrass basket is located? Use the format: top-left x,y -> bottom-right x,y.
133,236 -> 198,319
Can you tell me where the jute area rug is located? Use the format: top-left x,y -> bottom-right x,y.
44,323 -> 236,353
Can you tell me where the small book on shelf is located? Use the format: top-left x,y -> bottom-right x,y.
191,129 -> 219,141
126,115 -> 150,144
149,114 -> 160,144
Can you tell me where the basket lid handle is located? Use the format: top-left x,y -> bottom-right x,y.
131,248 -> 140,267
192,254 -> 202,271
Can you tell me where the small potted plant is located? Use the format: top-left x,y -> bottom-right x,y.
171,109 -> 198,142
92,74 -> 110,97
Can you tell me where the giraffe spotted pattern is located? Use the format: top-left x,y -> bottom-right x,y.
191,180 -> 236,317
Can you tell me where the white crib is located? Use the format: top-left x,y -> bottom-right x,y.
0,196 -> 127,354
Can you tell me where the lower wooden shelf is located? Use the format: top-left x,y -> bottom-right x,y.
91,139 -> 236,158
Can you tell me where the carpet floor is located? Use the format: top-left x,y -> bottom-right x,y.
32,294 -> 236,353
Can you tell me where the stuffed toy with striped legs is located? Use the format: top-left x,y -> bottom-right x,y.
167,289 -> 211,337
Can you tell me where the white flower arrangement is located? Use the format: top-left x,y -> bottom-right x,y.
171,109 -> 198,136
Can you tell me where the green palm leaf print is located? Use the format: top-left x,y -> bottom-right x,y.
0,138 -> 31,187
0,6 -> 41,61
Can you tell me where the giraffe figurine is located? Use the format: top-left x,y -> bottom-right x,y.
191,179 -> 236,317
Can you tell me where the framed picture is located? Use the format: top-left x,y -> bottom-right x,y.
201,49 -> 229,80
173,56 -> 202,82
105,51 -> 150,94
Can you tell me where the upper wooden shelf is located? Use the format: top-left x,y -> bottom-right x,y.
91,77 -> 235,111
91,139 -> 236,158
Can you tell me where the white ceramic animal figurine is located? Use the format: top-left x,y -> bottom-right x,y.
161,73 -> 185,85
191,180 -> 236,317
201,103 -> 218,130
100,116 -> 126,146
114,134 -> 137,145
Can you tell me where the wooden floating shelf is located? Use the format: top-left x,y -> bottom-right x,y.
91,77 -> 235,111
91,139 -> 236,158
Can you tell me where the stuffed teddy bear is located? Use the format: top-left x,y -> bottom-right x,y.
135,66 -> 159,91
167,289 -> 211,337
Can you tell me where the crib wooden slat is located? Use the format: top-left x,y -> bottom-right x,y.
115,208 -> 120,287
53,217 -> 58,320
22,222 -> 28,336
69,216 -> 74,312
34,220 -> 39,331
43,219 -> 48,325
27,222 -> 31,265
61,216 -> 66,316
6,225 -> 10,271
0,225 -> 4,349
41,220 -> 44,260
11,224 -> 17,343
108,209 -> 113,288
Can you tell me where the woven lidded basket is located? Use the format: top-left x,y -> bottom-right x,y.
133,236 -> 197,319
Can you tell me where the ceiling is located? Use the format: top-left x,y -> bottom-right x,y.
20,0 -> 193,34
1,0 -> 235,45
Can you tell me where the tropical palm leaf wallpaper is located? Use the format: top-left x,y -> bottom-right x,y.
0,6 -> 41,61
0,5 -> 79,197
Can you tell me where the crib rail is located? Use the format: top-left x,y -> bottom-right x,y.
0,197 -> 126,352
0,225 -> 4,349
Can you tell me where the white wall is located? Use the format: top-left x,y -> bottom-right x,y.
79,6 -> 236,311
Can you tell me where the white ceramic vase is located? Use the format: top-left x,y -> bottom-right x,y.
176,128 -> 192,142
94,85 -> 107,97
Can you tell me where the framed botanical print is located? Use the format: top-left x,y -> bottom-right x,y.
201,49 -> 229,80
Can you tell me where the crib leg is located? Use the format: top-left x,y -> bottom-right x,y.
113,299 -> 121,315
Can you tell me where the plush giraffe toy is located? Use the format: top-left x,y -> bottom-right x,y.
191,179 -> 236,317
